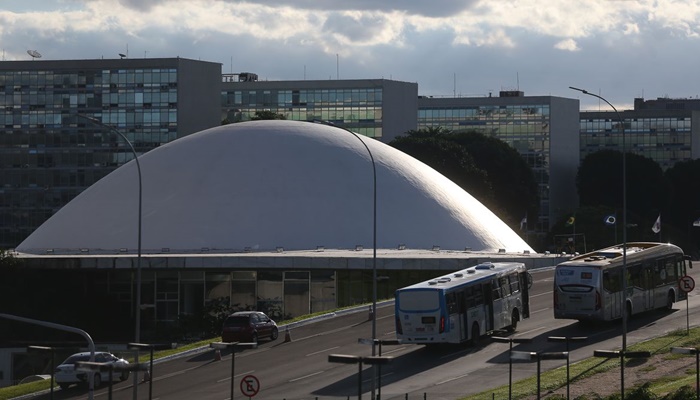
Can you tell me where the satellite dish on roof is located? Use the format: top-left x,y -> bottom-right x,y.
27,50 -> 42,59
118,53 -> 126,59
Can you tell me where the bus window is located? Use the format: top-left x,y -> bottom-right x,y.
603,269 -> 621,292
509,273 -> 520,294
492,279 -> 502,299
473,284 -> 484,306
628,264 -> 642,288
446,292 -> 458,314
500,277 -> 511,297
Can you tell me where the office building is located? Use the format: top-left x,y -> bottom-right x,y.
221,74 -> 417,142
417,91 -> 581,233
580,97 -> 700,169
0,58 -> 222,249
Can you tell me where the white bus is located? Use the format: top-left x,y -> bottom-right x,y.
395,262 -> 531,345
553,242 -> 693,322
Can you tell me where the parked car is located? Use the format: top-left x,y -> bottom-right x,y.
54,351 -> 130,390
222,311 -> 279,343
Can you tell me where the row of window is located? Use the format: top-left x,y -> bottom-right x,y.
0,69 -> 178,86
579,118 -> 692,132
223,88 -> 384,107
418,105 -> 550,119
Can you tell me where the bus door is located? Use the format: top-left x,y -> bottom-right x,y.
643,263 -> 654,310
520,271 -> 531,318
458,289 -> 467,342
483,282 -> 495,331
490,279 -> 507,330
604,269 -> 623,320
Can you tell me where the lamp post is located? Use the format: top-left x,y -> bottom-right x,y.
670,347 -> 700,400
511,351 -> 569,400
77,114 -> 143,343
211,341 -> 257,400
27,346 -> 55,400
328,354 -> 393,400
594,349 -> 650,399
492,336 -> 533,400
548,336 -> 588,400
569,87 -> 628,347
315,121 -> 378,396
76,114 -> 143,399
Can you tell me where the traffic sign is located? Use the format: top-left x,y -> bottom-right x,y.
679,275 -> 695,293
240,374 -> 260,397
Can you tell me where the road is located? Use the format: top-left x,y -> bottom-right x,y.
37,265 -> 700,400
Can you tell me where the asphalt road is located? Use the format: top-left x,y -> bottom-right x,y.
33,265 -> 700,400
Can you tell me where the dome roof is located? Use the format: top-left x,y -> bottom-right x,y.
17,120 -> 533,254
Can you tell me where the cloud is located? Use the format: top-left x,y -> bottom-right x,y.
554,38 -> 580,51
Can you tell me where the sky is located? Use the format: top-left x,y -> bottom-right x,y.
2,0 -> 700,110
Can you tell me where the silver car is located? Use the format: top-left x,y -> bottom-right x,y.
54,351 -> 130,390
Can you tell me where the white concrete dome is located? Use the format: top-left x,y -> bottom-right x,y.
17,120 -> 534,254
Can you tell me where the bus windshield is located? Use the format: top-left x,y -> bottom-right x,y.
397,290 -> 439,311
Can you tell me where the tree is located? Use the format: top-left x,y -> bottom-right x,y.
449,130 -> 539,227
389,128 -> 538,230
664,159 -> 700,257
390,132 -> 494,205
250,110 -> 286,120
577,150 -> 669,230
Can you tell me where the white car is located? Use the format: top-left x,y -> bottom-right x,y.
54,351 -> 130,390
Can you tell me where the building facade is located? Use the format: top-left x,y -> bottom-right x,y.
417,91 -> 581,233
580,97 -> 700,169
221,74 -> 418,142
0,58 -> 222,249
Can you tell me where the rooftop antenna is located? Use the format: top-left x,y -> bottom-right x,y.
27,50 -> 42,60
119,53 -> 127,59
336,53 -> 339,80
453,72 -> 456,98
517,72 -> 520,91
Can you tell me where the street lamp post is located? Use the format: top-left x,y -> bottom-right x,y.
492,336 -> 533,400
670,347 -> 700,400
28,346 -> 55,400
569,86 -> 628,351
211,341 -> 257,400
328,354 -> 393,400
594,349 -> 651,399
548,336 -> 588,400
316,121 -> 379,396
76,114 -> 143,399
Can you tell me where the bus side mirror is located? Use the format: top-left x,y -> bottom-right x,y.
684,255 -> 693,269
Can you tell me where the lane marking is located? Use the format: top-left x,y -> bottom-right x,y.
289,370 -> 325,382
216,370 -> 255,383
306,346 -> 340,357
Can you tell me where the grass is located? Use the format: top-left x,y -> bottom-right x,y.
461,326 -> 700,400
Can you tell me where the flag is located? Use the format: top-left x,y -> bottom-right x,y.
604,215 -> 616,225
651,214 -> 661,234
694,217 -> 700,227
520,215 -> 527,231
565,216 -> 575,227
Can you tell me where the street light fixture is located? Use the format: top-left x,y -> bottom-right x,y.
328,354 -> 393,400
76,113 -> 143,399
670,347 -> 700,400
594,349 -> 651,399
210,341 -> 257,400
314,120 -> 379,397
27,345 -> 56,400
569,86 -> 629,355
76,114 -> 143,342
548,336 -> 588,400
492,336 -> 533,400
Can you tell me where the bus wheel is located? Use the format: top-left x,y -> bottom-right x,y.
471,323 -> 481,346
666,291 -> 675,311
507,309 -> 520,332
